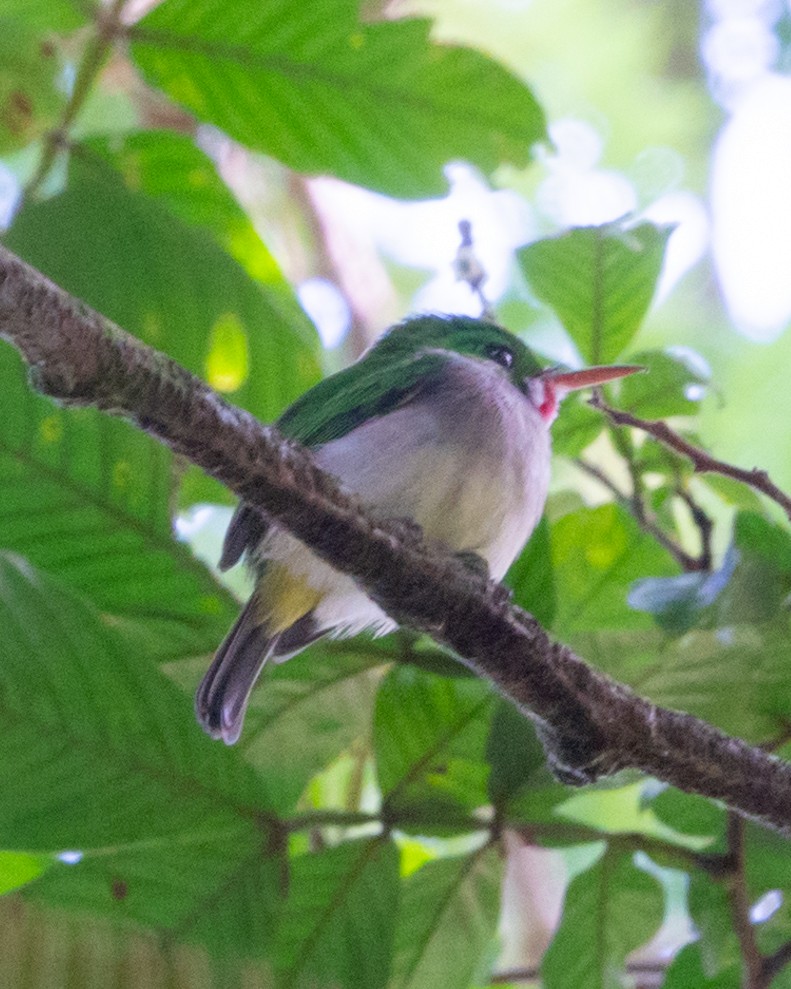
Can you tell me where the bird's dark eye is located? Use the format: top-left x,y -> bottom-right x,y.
485,344 -> 514,369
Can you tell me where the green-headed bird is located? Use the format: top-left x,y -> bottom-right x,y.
196,314 -> 638,743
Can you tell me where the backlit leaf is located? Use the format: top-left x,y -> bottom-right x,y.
541,851 -> 664,989
274,839 -> 399,989
130,0 -> 546,198
519,222 -> 671,363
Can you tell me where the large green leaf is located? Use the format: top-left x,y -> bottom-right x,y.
374,666 -> 493,818
129,0 -> 546,198
389,847 -> 501,989
235,644 -> 385,811
519,222 -> 671,363
0,345 -> 236,657
591,623 -> 791,741
168,636 -> 387,810
0,553 -> 287,957
687,872 -> 741,978
1,0 -> 86,32
4,146 -> 320,424
662,944 -> 741,989
618,348 -> 708,419
93,130 -> 319,393
274,838 -> 399,989
486,700 -> 566,815
541,851 -> 664,989
552,503 -> 677,636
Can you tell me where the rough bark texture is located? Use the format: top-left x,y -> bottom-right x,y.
2,243 -> 791,834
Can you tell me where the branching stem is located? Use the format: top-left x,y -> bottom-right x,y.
590,394 -> 791,521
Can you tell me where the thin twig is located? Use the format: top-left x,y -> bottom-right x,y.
591,395 -> 791,522
453,220 -> 493,319
575,458 -> 706,572
512,821 -> 722,875
26,0 -> 128,199
725,813 -> 766,989
676,485 -> 714,572
491,962 -> 667,987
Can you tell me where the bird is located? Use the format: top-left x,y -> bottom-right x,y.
195,314 -> 639,744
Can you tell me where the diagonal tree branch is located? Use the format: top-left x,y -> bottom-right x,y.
3,243 -> 791,835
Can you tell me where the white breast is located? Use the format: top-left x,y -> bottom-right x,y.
317,353 -> 551,579
260,353 -> 551,639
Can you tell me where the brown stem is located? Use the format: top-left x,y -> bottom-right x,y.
676,485 -> 714,572
725,813 -> 766,989
512,822 -> 722,875
491,962 -> 667,987
590,395 -> 791,521
575,458 -> 705,572
4,245 -> 791,836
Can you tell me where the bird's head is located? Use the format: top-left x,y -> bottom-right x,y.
376,315 -> 640,424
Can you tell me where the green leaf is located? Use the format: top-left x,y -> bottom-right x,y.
611,625 -> 791,741
703,474 -> 765,514
5,145 -> 320,425
274,838 -> 399,989
486,700 -> 565,812
743,825 -> 791,951
505,517 -> 556,628
618,348 -> 708,419
0,0 -> 86,32
551,503 -> 677,636
0,17 -> 65,154
662,944 -> 741,989
647,788 -> 725,841
552,393 -> 606,457
93,130 -> 317,362
389,847 -> 501,989
129,0 -> 547,198
0,851 -> 51,895
374,666 -> 494,817
237,644 -> 384,811
519,222 -> 671,363
0,553 -> 287,957
715,512 -> 791,624
541,851 -> 664,989
688,873 -> 741,978
734,512 -> 791,572
0,346 -> 236,658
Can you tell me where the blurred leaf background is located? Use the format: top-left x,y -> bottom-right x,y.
2,0 -> 791,986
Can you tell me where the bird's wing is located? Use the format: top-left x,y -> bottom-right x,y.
219,350 -> 449,570
276,350 -> 447,446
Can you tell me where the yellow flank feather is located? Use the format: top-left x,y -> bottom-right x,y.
258,563 -> 323,633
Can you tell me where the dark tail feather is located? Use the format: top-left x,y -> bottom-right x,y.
195,596 -> 274,745
271,612 -> 326,660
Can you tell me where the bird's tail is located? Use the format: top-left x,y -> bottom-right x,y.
195,578 -> 327,745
